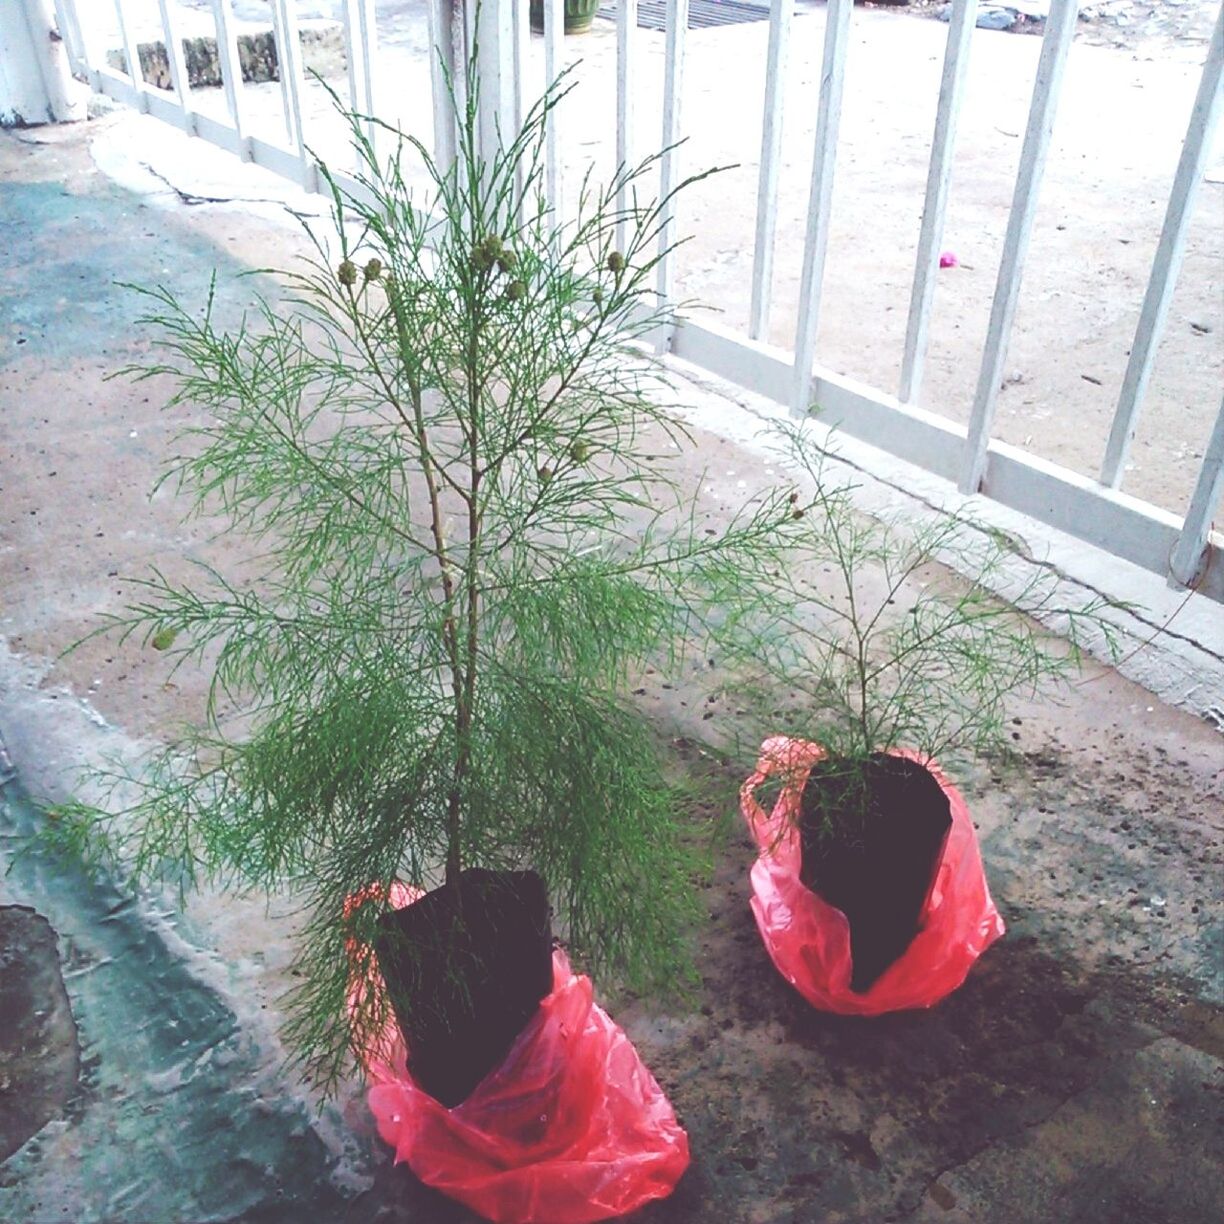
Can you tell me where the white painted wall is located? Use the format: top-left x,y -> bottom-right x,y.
0,0 -> 85,126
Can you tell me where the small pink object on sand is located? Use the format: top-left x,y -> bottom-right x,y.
939,251 -> 959,268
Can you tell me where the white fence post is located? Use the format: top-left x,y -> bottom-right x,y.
427,0 -> 460,175
341,0 -> 379,158
748,0 -> 793,342
1,1 -> 85,125
511,0 -> 527,203
50,0 -> 88,81
899,0 -> 978,404
210,0 -> 251,160
1099,4 -> 1224,490
544,0 -> 565,225
1169,391 -> 1224,589
111,0 -> 150,113
959,0 -> 1079,494
790,0 -> 853,414
157,0 -> 196,136
269,0 -> 317,191
655,0 -> 690,354
475,0 -> 515,168
616,0 -> 638,253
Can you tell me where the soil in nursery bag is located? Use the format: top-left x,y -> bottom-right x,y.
374,867 -> 554,1108
799,754 -> 952,993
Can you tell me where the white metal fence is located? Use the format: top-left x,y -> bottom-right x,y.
43,0 -> 1224,602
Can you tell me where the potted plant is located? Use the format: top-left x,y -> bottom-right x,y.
730,427 -> 1121,1012
49,57 -> 797,1219
529,0 -> 602,36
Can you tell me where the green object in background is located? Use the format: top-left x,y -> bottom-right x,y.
529,0 -> 601,35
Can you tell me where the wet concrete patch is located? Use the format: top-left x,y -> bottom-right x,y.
0,779 -> 354,1222
0,906 -> 80,1162
0,178 -> 249,366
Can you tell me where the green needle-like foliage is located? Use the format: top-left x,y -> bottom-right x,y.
720,422 -> 1126,830
54,62 -> 803,1093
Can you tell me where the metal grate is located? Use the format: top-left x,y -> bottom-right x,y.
596,0 -> 772,31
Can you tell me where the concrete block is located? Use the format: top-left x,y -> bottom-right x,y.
105,19 -> 345,91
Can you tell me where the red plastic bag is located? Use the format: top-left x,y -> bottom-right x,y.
740,736 -> 1005,1015
346,885 -> 690,1224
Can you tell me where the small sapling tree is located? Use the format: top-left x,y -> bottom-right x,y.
726,424 -> 1122,991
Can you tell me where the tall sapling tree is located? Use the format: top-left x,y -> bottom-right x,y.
52,63 -> 802,1100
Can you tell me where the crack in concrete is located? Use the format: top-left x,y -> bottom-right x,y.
135,159 -> 313,222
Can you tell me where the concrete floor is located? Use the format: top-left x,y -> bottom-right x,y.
1,114 -> 1221,1222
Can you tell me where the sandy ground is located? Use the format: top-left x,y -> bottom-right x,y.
1,115 -> 1222,1220
61,0 -> 1224,520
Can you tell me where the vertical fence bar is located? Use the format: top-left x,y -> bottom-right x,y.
461,0 -> 477,146
360,0 -> 379,122
1100,6 -> 1224,490
616,0 -> 638,253
748,0 -> 793,342
465,0 -> 478,74
789,0 -> 853,413
511,0 -> 528,197
51,0 -> 88,79
341,0 -> 362,158
210,0 -> 249,158
655,0 -> 690,354
341,0 -> 378,157
157,0 -> 195,134
17,0 -> 82,122
899,0 -> 978,404
512,0 -> 527,136
1170,391 -> 1224,587
544,0 -> 564,224
426,0 -> 458,174
270,0 -> 301,149
475,0 -> 514,167
270,0 -> 315,190
958,0 -> 1079,494
112,0 -> 149,112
